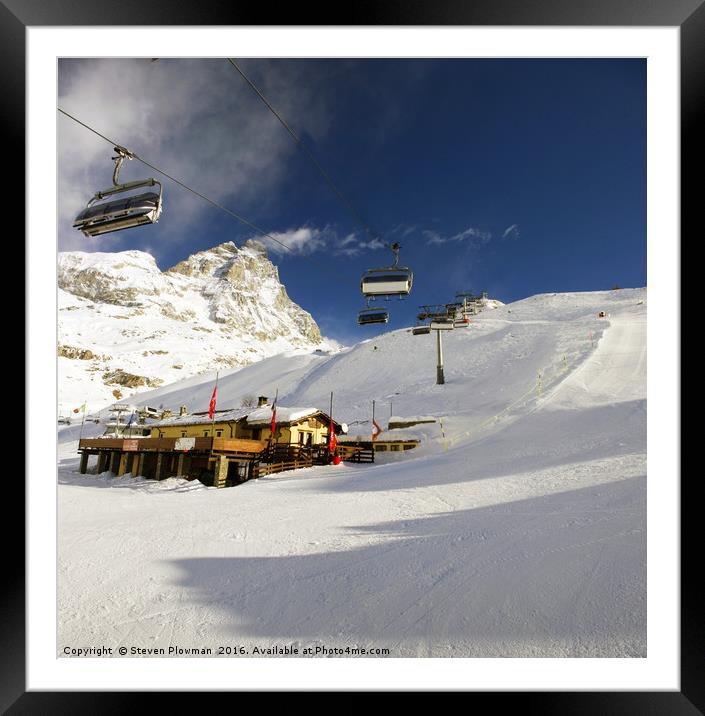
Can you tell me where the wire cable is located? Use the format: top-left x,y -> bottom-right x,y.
227,58 -> 382,244
57,106 -> 297,255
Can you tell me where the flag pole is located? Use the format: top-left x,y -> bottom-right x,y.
78,399 -> 87,441
271,388 -> 279,448
210,371 -> 219,436
329,391 -> 334,456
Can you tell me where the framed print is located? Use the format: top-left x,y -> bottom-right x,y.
8,0 -> 694,707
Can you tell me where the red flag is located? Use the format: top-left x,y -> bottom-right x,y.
329,419 -> 337,454
372,417 -> 382,442
208,384 -> 217,420
270,391 -> 278,437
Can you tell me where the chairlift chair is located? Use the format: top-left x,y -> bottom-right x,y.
73,146 -> 163,237
417,304 -> 449,322
360,242 -> 413,298
357,307 -> 389,326
430,319 -> 455,330
412,325 -> 431,335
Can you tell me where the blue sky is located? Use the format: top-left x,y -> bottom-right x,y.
58,58 -> 646,345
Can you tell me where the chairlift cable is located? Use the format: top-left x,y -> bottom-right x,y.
227,58 -> 382,245
57,107 -> 296,255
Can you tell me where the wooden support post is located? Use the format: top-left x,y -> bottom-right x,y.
109,451 -> 120,474
214,455 -> 228,489
97,452 -> 108,474
131,453 -> 140,477
154,453 -> 163,481
117,452 -> 129,476
137,453 -> 145,478
177,453 -> 184,477
79,452 -> 89,474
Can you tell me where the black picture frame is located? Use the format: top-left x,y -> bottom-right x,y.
8,0 -> 692,708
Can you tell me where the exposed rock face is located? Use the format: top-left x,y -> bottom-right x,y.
58,344 -> 110,361
102,369 -> 163,388
167,241 -> 322,344
58,241 -> 332,413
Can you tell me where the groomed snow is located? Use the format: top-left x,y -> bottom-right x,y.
58,288 -> 646,657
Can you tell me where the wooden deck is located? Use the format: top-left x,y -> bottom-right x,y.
78,436 -> 267,455
76,436 -> 374,487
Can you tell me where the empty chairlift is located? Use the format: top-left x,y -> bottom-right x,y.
73,146 -> 163,237
360,243 -> 413,298
430,318 -> 455,330
358,306 -> 389,326
412,325 -> 431,335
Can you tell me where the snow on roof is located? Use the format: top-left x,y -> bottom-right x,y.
149,405 -> 325,428
246,406 -> 318,426
150,407 -> 254,428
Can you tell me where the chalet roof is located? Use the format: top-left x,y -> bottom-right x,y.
245,406 -> 318,426
149,405 -> 343,430
149,407 -> 253,428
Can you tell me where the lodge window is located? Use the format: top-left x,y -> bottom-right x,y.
252,429 -> 261,440
216,430 -> 223,437
181,431 -> 187,437
203,430 -> 209,437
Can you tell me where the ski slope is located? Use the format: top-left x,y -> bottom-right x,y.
58,288 -> 646,657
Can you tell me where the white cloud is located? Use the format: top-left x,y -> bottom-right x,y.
57,59 -> 333,253
253,226 -> 393,258
329,232 -> 387,257
339,233 -> 359,247
256,227 -> 326,255
388,223 -> 417,237
358,237 -> 387,250
502,224 -> 520,240
423,226 -> 492,246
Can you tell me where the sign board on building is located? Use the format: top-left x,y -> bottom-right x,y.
175,437 -> 196,451
122,439 -> 139,451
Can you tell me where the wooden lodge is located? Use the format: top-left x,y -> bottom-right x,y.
77,397 -> 374,488
150,400 -> 342,448
77,435 -> 267,488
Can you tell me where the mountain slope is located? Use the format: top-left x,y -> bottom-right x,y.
58,288 -> 647,658
57,241 -> 334,413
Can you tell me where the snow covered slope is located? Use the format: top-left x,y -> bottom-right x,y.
58,288 -> 647,658
57,241 -> 335,414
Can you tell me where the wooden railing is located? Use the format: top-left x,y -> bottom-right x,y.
337,443 -> 375,463
78,436 -> 267,454
253,457 -> 313,478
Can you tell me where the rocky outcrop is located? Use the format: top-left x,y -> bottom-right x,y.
58,345 -> 110,361
102,369 -> 163,388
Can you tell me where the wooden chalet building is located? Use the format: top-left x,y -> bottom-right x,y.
149,396 -> 343,448
77,396 -> 355,488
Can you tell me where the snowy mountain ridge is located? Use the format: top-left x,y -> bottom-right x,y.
58,240 -> 335,414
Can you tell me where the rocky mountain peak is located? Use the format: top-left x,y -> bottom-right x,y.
58,241 -> 332,413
